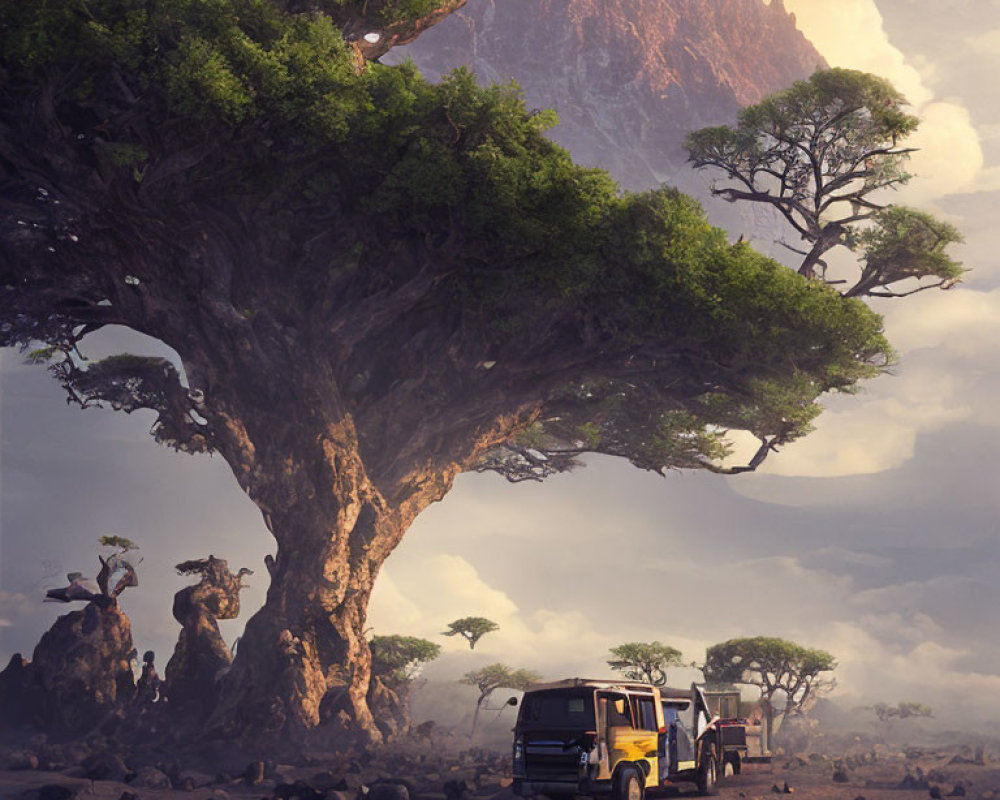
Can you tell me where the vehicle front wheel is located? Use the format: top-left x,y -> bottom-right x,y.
614,766 -> 644,800
696,753 -> 718,796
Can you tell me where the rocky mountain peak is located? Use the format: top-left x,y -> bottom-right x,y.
394,0 -> 825,198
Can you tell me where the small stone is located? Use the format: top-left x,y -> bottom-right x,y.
130,765 -> 172,789
833,770 -> 850,784
369,783 -> 409,800
8,750 -> 39,770
245,760 -> 266,785
930,788 -> 943,800
37,786 -> 75,800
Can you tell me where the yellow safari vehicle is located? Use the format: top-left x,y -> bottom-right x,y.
512,679 -> 748,800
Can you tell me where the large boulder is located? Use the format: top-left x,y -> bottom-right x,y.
6,601 -> 137,737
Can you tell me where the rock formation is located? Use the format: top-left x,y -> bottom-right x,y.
163,556 -> 252,719
394,0 -> 826,246
29,601 -> 137,736
0,550 -> 141,737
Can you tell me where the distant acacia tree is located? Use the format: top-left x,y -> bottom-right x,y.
461,663 -> 539,735
370,634 -> 441,684
443,617 -> 499,650
607,641 -> 683,686
686,68 -> 964,298
703,637 -> 836,750
869,700 -> 932,737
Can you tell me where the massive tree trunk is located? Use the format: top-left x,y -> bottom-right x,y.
201,390 -> 461,744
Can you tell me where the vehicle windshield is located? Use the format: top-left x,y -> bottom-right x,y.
519,689 -> 595,729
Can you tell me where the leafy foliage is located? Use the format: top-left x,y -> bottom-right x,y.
702,637 -> 836,717
370,634 -> 441,682
686,68 -> 965,298
443,617 -> 499,649
607,641 -> 684,686
870,701 -> 933,723
98,535 -> 139,553
461,663 -> 539,696
460,662 -> 539,734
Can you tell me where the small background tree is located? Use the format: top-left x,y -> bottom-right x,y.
686,68 -> 964,298
607,641 -> 683,686
443,617 -> 499,649
370,634 -> 441,684
702,636 -> 836,751
869,700 -> 933,740
460,663 -> 539,735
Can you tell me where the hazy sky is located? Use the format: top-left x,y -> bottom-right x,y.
2,0 -> 999,727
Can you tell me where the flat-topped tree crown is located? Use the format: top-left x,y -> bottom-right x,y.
2,0 -> 890,742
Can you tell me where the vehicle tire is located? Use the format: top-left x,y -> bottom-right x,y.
696,752 -> 718,796
613,766 -> 644,800
723,758 -> 736,778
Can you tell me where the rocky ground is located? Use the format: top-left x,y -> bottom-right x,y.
1,737 -> 999,800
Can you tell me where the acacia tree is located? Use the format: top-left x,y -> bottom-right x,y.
686,68 -> 965,297
2,0 -> 894,742
607,641 -> 683,686
869,700 -> 932,738
443,616 -> 499,649
702,637 -> 835,750
370,634 -> 441,683
461,663 -> 539,736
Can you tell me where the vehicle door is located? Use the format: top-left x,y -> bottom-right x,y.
598,692 -> 645,779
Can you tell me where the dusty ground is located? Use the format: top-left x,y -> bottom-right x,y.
2,744 -> 999,800
710,754 -> 1000,800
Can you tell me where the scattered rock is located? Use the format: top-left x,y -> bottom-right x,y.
130,765 -> 172,789
443,779 -> 471,800
245,760 -> 266,785
930,787 -> 943,800
117,793 -> 139,800
948,786 -> 967,797
275,780 -> 324,800
8,750 -> 39,770
833,770 -> 850,784
369,783 -> 410,800
82,751 -> 130,782
37,786 -> 76,800
178,770 -> 213,789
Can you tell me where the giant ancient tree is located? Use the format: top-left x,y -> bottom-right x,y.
2,0 -> 895,742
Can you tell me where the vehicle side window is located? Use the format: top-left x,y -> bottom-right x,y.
637,698 -> 657,731
606,694 -> 633,727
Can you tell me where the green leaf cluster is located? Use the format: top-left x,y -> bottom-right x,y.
607,641 -> 684,686
443,616 -> 499,649
702,636 -> 836,690
369,634 -> 441,682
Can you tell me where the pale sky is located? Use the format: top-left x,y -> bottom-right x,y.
2,0 -> 999,729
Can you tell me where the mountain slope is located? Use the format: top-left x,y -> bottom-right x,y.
392,0 -> 825,204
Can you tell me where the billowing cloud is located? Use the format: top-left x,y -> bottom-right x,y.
783,0 -> 985,203
372,543 -> 1000,724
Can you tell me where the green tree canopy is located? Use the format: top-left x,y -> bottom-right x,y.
686,68 -> 965,297
443,616 -> 499,649
870,700 -> 933,724
1,0 -> 892,742
369,634 -> 441,683
607,641 -> 684,686
460,662 -> 539,734
702,637 -> 836,720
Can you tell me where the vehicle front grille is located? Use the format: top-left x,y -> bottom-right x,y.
524,745 -> 580,782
